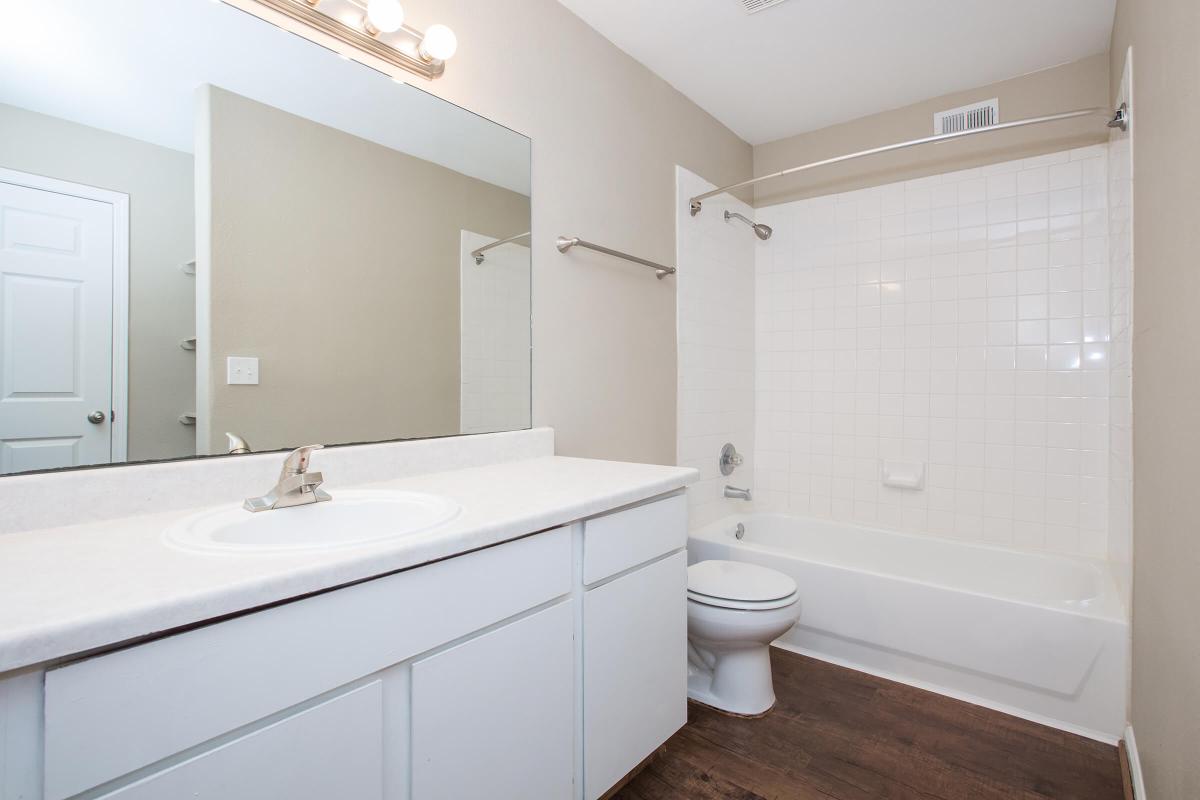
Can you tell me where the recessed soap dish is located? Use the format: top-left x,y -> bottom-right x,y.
881,460 -> 925,490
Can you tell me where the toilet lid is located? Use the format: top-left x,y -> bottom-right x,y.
687,560 -> 797,603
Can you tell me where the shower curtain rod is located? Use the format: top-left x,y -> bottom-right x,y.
689,106 -> 1123,216
471,231 -> 531,264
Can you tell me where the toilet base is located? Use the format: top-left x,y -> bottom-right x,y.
686,695 -> 774,719
687,640 -> 778,716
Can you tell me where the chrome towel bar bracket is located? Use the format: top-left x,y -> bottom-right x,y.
556,236 -> 676,279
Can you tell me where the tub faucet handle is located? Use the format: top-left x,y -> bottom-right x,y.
720,443 -> 744,476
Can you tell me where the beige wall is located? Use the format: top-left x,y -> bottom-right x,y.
1110,1 -> 1200,797
224,0 -> 752,466
0,102 -> 196,462
752,55 -> 1110,207
196,86 -> 530,454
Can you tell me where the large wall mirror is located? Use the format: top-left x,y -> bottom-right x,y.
0,0 -> 532,476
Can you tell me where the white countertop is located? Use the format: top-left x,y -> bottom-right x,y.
0,456 -> 696,674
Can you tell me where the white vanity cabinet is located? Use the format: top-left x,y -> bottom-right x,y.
581,495 -> 688,800
0,491 -> 689,800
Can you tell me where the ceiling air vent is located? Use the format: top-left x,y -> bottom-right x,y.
934,98 -> 999,135
737,0 -> 791,14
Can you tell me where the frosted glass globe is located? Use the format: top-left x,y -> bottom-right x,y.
366,0 -> 404,33
421,24 -> 457,60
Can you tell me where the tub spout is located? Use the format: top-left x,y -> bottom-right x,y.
724,485 -> 752,501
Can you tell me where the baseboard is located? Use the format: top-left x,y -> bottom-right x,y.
771,642 -> 1119,744
1123,725 -> 1147,799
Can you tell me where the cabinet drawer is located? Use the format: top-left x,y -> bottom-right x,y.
96,682 -> 383,800
582,494 -> 686,585
44,528 -> 570,800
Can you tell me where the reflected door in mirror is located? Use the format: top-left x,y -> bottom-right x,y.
0,175 -> 119,474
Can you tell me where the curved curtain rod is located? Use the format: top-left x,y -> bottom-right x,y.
471,231 -> 531,264
689,106 -> 1119,216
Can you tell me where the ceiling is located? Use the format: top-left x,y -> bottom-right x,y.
0,0 -> 529,195
555,0 -> 1116,145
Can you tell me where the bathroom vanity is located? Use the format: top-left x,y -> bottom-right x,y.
0,437 -> 695,800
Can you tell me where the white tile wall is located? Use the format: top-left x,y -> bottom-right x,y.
460,231 -> 532,435
1108,52 -> 1134,597
676,167 -> 757,526
753,146 -> 1113,557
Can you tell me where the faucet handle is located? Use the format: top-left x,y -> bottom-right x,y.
281,444 -> 324,477
719,442 -> 744,476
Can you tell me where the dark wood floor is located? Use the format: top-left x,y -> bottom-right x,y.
615,648 -> 1124,800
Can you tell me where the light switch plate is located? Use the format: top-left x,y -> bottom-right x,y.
226,356 -> 259,385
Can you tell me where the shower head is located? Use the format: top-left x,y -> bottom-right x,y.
724,210 -> 773,240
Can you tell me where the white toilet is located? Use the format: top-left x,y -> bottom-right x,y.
686,560 -> 801,716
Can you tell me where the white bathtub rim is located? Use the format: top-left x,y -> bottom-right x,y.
700,511 -> 1122,580
773,641 -> 1121,745
694,514 -> 1128,624
724,535 -> 1125,624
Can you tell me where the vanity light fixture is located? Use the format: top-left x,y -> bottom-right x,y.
245,0 -> 457,80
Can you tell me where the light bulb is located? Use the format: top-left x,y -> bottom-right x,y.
365,0 -> 404,34
419,24 -> 457,61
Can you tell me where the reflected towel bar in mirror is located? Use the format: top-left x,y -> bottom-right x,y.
556,236 -> 676,280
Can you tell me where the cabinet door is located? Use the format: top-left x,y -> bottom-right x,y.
44,529 -> 570,800
96,681 -> 383,800
411,601 -> 574,800
583,552 -> 687,800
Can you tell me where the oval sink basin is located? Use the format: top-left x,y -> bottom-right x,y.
164,489 -> 461,554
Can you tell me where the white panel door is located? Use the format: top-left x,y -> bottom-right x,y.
583,552 -> 688,800
411,601 -> 574,800
0,179 -> 114,473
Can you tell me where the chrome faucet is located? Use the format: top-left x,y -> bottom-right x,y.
243,445 -> 332,513
226,432 -> 251,454
724,485 -> 752,501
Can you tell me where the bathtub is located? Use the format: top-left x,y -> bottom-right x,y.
688,513 -> 1129,741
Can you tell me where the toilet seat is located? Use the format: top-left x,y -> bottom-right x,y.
686,589 -> 798,611
687,560 -> 798,611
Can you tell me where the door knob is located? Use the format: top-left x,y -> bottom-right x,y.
87,410 -> 106,424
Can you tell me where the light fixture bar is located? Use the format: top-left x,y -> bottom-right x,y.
242,0 -> 446,80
